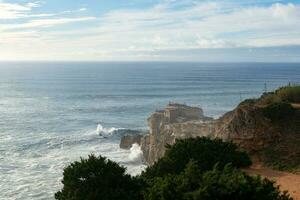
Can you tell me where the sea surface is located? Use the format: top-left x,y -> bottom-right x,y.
0,62 -> 299,199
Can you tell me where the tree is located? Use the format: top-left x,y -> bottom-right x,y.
142,137 -> 251,178
55,154 -> 142,200
143,161 -> 292,200
55,138 -> 292,200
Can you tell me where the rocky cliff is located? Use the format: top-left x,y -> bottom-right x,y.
119,86 -> 300,170
140,101 -> 282,165
214,101 -> 280,152
140,103 -> 215,164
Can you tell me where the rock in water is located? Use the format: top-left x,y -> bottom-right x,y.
120,135 -> 143,149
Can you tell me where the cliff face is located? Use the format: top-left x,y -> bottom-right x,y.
214,102 -> 279,152
141,102 -> 281,165
140,103 -> 215,165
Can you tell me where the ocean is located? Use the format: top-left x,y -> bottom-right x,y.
0,62 -> 299,199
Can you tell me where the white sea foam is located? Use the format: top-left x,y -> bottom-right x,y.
128,143 -> 144,164
0,127 -> 146,200
96,123 -> 119,136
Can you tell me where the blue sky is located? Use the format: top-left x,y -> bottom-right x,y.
1,0 -> 300,61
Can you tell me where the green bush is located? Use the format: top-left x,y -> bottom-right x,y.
239,98 -> 257,106
143,161 -> 292,200
262,102 -> 295,121
275,85 -> 300,103
55,138 -> 293,200
141,137 -> 252,178
55,154 -> 142,200
262,136 -> 300,172
259,93 -> 282,105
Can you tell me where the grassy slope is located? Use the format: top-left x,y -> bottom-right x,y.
254,86 -> 300,172
260,109 -> 300,172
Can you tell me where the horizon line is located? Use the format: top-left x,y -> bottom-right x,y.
1,60 -> 300,64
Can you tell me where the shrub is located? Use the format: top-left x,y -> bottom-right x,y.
275,85 -> 300,103
190,164 -> 292,200
262,102 -> 295,121
141,137 -> 251,178
55,154 -> 142,200
262,135 -> 300,172
239,98 -> 257,105
143,161 -> 292,200
259,93 -> 282,105
55,138 -> 293,200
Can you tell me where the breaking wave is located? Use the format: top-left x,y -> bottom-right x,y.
95,123 -> 146,138
128,143 -> 144,164
96,123 -> 119,136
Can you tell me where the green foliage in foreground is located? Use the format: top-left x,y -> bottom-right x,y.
141,137 -> 252,178
144,161 -> 292,200
55,155 -> 142,200
55,137 -> 292,200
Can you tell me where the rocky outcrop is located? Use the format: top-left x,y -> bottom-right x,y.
214,102 -> 280,152
120,135 -> 143,149
140,103 -> 215,165
140,102 -> 281,165
140,135 -> 150,163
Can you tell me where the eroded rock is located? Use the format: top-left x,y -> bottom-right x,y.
141,103 -> 215,164
120,135 -> 143,149
141,102 -> 281,165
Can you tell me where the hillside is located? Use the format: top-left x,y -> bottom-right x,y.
123,85 -> 300,171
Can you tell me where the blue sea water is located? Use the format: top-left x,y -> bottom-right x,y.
0,62 -> 299,199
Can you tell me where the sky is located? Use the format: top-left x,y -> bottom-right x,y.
0,0 -> 300,62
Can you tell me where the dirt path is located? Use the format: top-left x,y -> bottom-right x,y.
244,166 -> 300,200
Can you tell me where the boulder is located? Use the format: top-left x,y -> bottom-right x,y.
120,135 -> 143,149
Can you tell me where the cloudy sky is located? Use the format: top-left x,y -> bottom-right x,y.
1,0 -> 300,61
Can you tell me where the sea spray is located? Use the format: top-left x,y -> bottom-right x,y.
96,124 -> 103,135
96,123 -> 119,136
96,124 -> 146,139
128,143 -> 143,164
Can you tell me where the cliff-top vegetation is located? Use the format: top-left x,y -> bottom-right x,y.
259,85 -> 300,122
55,137 -> 292,200
257,85 -> 300,172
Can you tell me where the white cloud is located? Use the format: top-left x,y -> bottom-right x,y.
75,1 -> 299,53
1,17 -> 96,30
0,1 -> 40,19
78,7 -> 87,12
0,1 -> 300,61
0,1 -> 87,19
